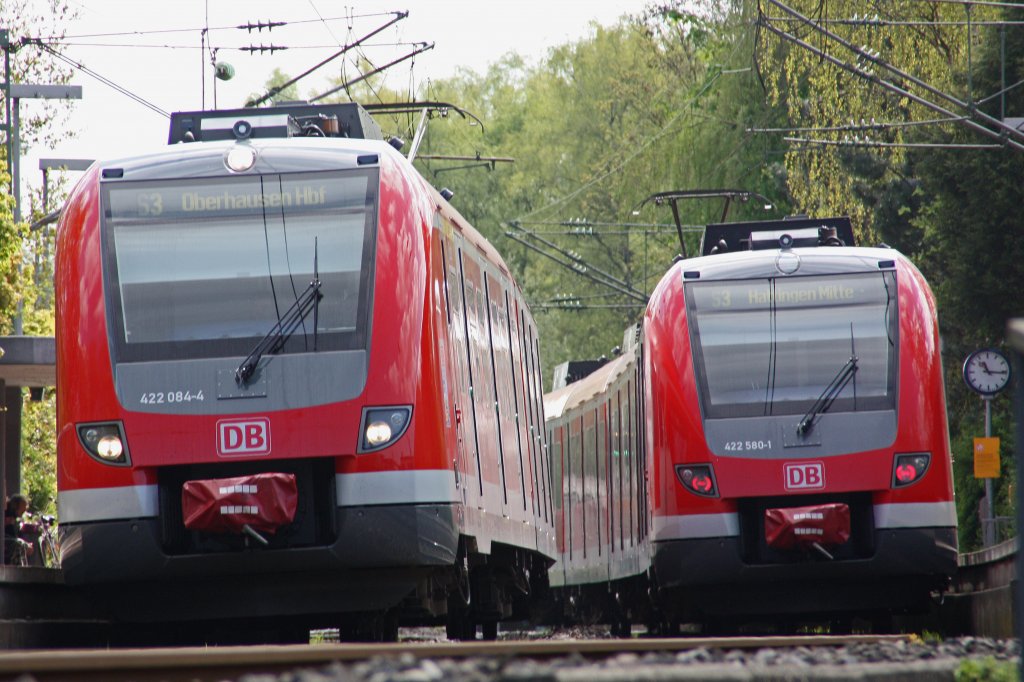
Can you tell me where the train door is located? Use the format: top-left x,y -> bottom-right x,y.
598,399 -> 608,565
624,378 -> 635,548
442,229 -> 472,507
549,422 -> 566,582
518,310 -> 542,524
457,247 -> 485,503
568,417 -> 580,562
482,273 -> 511,521
529,332 -> 551,526
582,410 -> 596,564
461,254 -> 500,510
506,293 -> 532,519
616,385 -> 626,552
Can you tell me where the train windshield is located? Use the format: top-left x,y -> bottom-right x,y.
686,271 -> 897,418
102,169 -> 378,361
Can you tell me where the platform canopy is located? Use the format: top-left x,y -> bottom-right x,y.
0,336 -> 55,387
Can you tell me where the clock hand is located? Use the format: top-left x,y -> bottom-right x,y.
980,361 -> 993,374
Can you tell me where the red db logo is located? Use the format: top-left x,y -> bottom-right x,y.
784,462 -> 825,491
217,418 -> 271,457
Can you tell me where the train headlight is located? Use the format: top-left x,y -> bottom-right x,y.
892,453 -> 930,487
96,435 -> 124,460
77,422 -> 131,466
224,144 -> 257,173
675,464 -> 719,498
358,406 -> 412,453
365,421 -> 392,446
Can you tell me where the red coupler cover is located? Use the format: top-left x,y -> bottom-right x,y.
764,502 -> 850,550
182,472 -> 297,535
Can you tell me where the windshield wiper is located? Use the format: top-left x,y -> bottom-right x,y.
236,277 -> 323,387
796,355 -> 858,437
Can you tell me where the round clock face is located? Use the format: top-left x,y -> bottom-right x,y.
963,349 -> 1011,395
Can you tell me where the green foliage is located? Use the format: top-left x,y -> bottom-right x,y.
398,3 -> 790,382
0,0 -> 78,518
955,657 -> 1019,682
0,0 -> 78,153
756,0 -> 1024,551
21,389 -> 56,516
249,67 -> 302,105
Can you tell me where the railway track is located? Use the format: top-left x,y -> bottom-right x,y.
0,634 -> 1006,682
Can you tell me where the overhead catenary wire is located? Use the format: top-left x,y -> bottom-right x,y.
34,12 -> 397,41
307,0 -> 344,47
919,0 -> 1024,7
504,226 -> 648,303
30,41 -> 170,118
246,11 -> 407,107
50,41 -> 423,51
765,0 -> 1024,147
759,0 -> 1024,153
762,15 -> 1024,27
784,135 -> 1003,150
748,116 -> 967,134
310,42 -> 434,103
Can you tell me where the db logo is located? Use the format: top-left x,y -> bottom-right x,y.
784,462 -> 825,490
217,418 -> 271,457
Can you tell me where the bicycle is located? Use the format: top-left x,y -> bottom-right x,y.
31,514 -> 60,568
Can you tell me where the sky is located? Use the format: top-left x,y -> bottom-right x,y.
19,0 -> 653,211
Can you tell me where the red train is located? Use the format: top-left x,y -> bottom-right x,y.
55,102 -> 555,642
546,216 -> 957,631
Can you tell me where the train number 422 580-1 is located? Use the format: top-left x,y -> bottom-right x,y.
723,440 -> 772,452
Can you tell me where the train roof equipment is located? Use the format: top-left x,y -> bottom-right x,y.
168,102 -> 385,144
634,189 -> 776,258
700,215 -> 855,256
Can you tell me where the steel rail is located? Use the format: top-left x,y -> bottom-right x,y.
0,635 -> 909,682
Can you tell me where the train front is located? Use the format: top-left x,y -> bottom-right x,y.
54,106 -> 458,625
645,218 -> 957,625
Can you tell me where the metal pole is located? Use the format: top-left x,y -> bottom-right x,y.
3,30 -> 11,195
983,396 -> 994,546
1001,26 -> 1007,121
11,96 -> 19,223
1012,347 -> 1024,666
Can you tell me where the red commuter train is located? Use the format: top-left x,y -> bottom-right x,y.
55,102 -> 555,642
546,216 -> 957,632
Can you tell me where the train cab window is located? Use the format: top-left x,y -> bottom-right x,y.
686,271 -> 897,419
102,169 -> 378,362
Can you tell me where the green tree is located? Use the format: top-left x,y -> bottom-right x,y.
906,8 -> 1024,549
0,0 -> 79,515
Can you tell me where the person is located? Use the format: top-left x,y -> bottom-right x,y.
4,494 -> 35,565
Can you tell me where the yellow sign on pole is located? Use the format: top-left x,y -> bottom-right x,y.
974,437 -> 1000,479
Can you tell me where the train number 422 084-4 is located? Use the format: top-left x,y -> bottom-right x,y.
140,390 -> 205,404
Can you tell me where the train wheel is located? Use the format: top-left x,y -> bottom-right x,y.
445,598 -> 476,641
339,610 -> 399,642
610,618 -> 631,638
829,617 -> 853,635
481,619 -> 498,641
870,613 -> 895,635
446,606 -> 477,638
